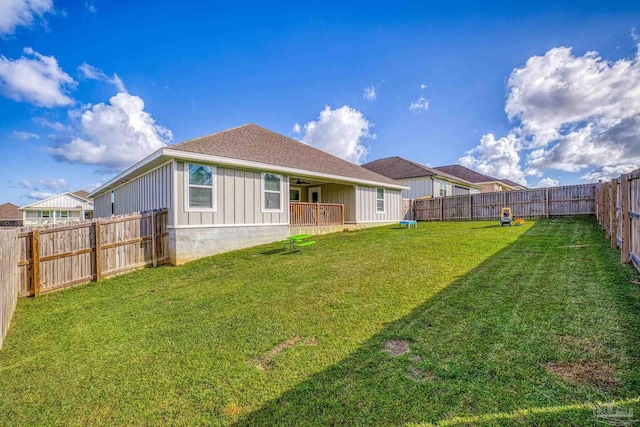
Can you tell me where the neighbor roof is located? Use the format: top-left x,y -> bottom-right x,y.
169,124 -> 402,187
433,165 -> 502,184
0,203 -> 21,220
499,178 -> 526,189
361,156 -> 437,180
72,190 -> 91,200
361,156 -> 479,188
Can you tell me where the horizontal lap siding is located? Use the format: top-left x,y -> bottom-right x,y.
176,161 -> 289,226
112,163 -> 173,223
356,186 -> 403,222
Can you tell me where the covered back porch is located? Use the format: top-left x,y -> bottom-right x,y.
288,177 -> 356,230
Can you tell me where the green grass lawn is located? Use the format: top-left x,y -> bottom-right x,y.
1,218 -> 639,426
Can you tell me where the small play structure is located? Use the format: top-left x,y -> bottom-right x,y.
500,207 -> 512,226
514,218 -> 525,226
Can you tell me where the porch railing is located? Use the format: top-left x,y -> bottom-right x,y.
289,202 -> 344,227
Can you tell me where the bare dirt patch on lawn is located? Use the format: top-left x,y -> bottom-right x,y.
249,335 -> 317,371
382,340 -> 410,357
545,360 -> 620,389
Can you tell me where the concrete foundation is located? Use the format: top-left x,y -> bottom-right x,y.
169,225 -> 289,265
169,221 -> 400,265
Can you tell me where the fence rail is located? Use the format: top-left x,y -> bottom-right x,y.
596,169 -> 640,273
17,209 -> 169,297
409,184 -> 596,221
289,202 -> 344,227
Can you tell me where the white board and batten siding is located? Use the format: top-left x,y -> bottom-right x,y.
175,161 -> 289,226
24,193 -> 92,209
319,183 -> 356,222
93,162 -> 174,223
356,186 -> 403,222
397,177 -> 434,199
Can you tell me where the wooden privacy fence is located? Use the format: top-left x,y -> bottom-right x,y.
17,209 -> 169,297
412,184 -> 596,221
0,228 -> 19,349
289,202 -> 344,227
595,169 -> 640,273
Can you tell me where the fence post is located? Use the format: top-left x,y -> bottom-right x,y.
94,221 -> 102,281
440,198 -> 444,221
620,174 -> 631,264
151,211 -> 158,268
603,183 -> 610,235
468,194 -> 472,220
316,203 -> 320,226
545,187 -> 550,218
31,230 -> 40,297
611,179 -> 618,249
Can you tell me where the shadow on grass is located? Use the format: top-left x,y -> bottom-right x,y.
235,219 -> 640,426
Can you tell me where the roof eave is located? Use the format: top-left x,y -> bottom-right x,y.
89,147 -> 410,198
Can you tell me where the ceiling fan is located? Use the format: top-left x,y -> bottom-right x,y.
296,178 -> 311,185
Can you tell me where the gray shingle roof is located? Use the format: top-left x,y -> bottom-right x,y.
433,165 -> 499,183
360,156 -> 437,179
170,124 -> 402,187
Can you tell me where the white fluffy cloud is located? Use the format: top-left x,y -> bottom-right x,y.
409,96 -> 429,113
50,92 -> 172,169
0,0 -> 53,36
26,191 -> 56,200
292,123 -> 301,134
464,43 -> 640,182
537,177 -> 559,188
0,48 -> 76,107
78,63 -> 126,92
363,85 -> 376,101
459,132 -> 527,185
12,130 -> 39,140
299,105 -> 373,164
580,164 -> 639,182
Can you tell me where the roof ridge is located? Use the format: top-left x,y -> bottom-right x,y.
171,123 -> 255,149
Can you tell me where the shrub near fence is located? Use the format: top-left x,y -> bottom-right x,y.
0,228 -> 19,349
17,209 -> 169,297
410,184 -> 596,221
596,169 -> 640,273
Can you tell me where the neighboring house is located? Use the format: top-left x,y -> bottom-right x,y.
433,165 -> 526,192
88,124 -> 409,264
0,203 -> 23,227
361,156 -> 481,198
498,178 -> 527,190
20,191 -> 94,226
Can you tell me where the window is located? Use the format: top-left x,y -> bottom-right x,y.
439,182 -> 447,197
290,187 -> 301,202
55,211 -> 69,218
38,211 -> 50,218
376,188 -> 385,212
263,173 -> 283,211
110,191 -> 115,215
187,163 -> 215,210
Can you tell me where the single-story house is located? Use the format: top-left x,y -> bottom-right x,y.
0,203 -> 23,227
361,156 -> 481,198
20,191 -> 94,226
88,124 -> 409,264
433,165 -> 526,192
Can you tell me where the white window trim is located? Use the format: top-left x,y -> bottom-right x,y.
376,188 -> 385,213
261,172 -> 284,213
184,163 -> 217,212
290,186 -> 301,202
39,210 -> 51,218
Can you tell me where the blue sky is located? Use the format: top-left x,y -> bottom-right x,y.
1,1 -> 639,204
